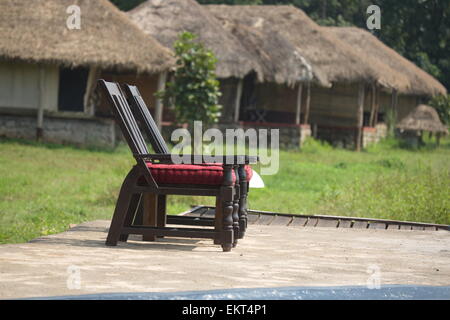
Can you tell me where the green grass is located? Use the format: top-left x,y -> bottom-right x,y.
0,137 -> 449,244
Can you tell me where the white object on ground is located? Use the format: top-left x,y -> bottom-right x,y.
249,169 -> 265,188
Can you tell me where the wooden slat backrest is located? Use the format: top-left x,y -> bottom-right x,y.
98,80 -> 157,188
123,84 -> 170,154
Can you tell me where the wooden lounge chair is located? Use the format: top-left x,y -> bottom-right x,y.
97,80 -> 256,251
122,84 -> 254,239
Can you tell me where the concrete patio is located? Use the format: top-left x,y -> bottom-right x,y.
0,220 -> 449,299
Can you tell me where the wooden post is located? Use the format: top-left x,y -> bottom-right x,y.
83,67 -> 99,116
295,82 -> 303,125
36,66 -> 45,140
369,84 -> 376,127
155,71 -> 167,130
234,78 -> 244,123
355,83 -> 365,151
373,85 -> 380,127
142,193 -> 158,241
391,89 -> 398,116
302,81 -> 311,124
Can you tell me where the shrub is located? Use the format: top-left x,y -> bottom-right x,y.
428,94 -> 450,126
158,32 -> 222,127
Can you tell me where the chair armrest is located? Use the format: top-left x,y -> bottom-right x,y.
134,154 -> 258,165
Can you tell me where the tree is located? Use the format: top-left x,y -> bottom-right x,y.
109,0 -> 145,11
158,32 -> 222,127
429,94 -> 450,126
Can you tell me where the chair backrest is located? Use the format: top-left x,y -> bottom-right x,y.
122,84 -> 170,154
97,80 -> 149,156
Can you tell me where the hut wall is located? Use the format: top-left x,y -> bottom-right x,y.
0,112 -> 116,148
218,78 -> 239,123
97,72 -> 160,117
309,83 -> 359,127
239,82 -> 299,124
0,61 -> 59,111
308,83 -> 359,148
397,95 -> 421,122
379,91 -> 423,124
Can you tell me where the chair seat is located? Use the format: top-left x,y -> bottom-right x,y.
145,163 -> 252,186
200,163 -> 253,182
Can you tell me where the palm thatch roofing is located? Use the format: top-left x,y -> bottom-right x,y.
205,10 -> 319,86
206,5 -> 409,91
329,27 -> 447,97
397,104 -> 448,134
0,0 -> 174,74
128,0 -> 261,79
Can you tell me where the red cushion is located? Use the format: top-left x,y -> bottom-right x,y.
244,165 -> 253,181
145,163 -> 236,185
199,163 -> 253,182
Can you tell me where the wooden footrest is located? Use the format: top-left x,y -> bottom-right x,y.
122,226 -> 218,239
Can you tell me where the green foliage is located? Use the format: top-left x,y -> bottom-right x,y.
158,32 -> 222,126
428,94 -> 450,126
109,0 -> 146,11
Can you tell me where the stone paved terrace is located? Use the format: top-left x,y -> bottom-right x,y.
0,220 -> 449,299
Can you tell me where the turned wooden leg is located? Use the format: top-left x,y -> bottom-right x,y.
220,165 -> 235,252
238,166 -> 248,239
232,166 -> 240,247
214,196 -> 223,245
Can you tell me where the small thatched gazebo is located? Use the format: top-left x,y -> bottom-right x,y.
0,0 -> 174,146
397,105 -> 448,146
397,105 -> 448,133
129,0 -> 266,123
329,27 -> 447,128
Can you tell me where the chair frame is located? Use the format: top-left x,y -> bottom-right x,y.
98,80 -> 256,251
123,84 -> 252,239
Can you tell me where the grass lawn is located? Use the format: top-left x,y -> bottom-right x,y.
0,137 -> 449,244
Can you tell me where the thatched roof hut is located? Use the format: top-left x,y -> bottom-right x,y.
128,0 -> 261,79
328,27 -> 447,97
206,5 -> 408,91
214,18 -> 315,86
397,105 -> 448,134
0,0 -> 174,74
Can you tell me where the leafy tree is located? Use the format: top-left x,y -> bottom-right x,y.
429,94 -> 450,126
109,0 -> 146,11
158,32 -> 222,127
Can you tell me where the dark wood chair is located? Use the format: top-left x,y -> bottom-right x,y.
122,84 -> 254,239
98,80 -> 256,251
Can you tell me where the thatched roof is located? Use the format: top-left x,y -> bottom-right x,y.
0,0 -> 174,74
213,17 -> 316,86
206,5 -> 409,91
128,0 -> 261,79
329,27 -> 447,96
203,11 -> 318,86
397,105 -> 448,133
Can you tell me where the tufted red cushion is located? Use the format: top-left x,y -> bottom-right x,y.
145,163 -> 237,185
199,164 -> 253,182
244,165 -> 253,181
